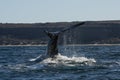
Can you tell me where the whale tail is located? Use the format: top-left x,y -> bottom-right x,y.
44,22 -> 86,37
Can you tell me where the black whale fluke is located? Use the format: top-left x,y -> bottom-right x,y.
60,22 -> 85,33
45,22 -> 86,58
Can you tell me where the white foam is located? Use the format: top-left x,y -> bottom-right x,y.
40,53 -> 96,66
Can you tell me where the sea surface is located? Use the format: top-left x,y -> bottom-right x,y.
0,45 -> 120,80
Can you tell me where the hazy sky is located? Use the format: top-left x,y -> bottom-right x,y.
0,0 -> 120,23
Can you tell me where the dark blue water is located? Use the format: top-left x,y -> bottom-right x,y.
0,45 -> 120,80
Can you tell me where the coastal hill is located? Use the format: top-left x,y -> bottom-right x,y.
0,20 -> 120,45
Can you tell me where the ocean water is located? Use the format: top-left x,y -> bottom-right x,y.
0,45 -> 120,80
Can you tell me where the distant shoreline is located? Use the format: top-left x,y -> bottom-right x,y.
1,44 -> 120,47
1,20 -> 120,45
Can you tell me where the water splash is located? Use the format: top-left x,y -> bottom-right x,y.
40,53 -> 96,66
2,53 -> 96,72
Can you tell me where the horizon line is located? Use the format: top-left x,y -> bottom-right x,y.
0,19 -> 120,24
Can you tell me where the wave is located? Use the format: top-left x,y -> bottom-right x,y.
1,54 -> 96,72
2,54 -> 120,73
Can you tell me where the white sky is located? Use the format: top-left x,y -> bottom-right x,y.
0,0 -> 120,23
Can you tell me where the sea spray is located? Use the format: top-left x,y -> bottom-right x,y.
40,53 -> 96,66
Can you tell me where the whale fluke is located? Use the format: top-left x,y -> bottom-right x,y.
44,22 -> 86,58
